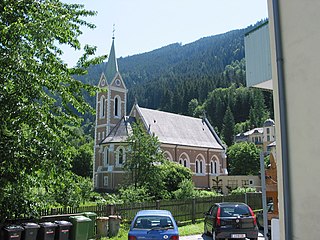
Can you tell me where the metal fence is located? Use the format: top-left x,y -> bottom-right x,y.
39,192 -> 261,223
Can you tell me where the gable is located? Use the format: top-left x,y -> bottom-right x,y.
109,72 -> 127,90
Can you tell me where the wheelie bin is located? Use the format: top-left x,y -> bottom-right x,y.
21,223 -> 40,240
82,212 -> 97,239
3,225 -> 24,240
69,216 -> 91,240
54,221 -> 72,240
37,222 -> 57,240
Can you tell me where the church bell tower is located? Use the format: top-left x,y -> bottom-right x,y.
93,34 -> 127,189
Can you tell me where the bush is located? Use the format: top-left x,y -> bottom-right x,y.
230,187 -> 256,195
118,185 -> 153,203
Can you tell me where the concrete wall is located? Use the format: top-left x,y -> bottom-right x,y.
267,0 -> 320,238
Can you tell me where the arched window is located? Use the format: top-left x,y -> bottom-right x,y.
163,151 -> 173,161
210,156 -> 220,175
196,160 -> 199,173
116,146 -> 126,166
114,96 -> 121,118
179,153 -> 190,168
195,154 -> 205,174
100,96 -> 105,119
103,148 -> 109,167
214,161 -> 217,174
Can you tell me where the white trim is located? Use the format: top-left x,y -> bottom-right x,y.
163,151 -> 173,161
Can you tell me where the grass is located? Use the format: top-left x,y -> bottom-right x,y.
102,221 -> 204,239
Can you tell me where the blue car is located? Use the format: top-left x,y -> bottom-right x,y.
128,210 -> 179,240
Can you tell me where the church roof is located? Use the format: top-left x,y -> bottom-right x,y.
105,38 -> 118,83
136,106 -> 224,149
101,116 -> 135,144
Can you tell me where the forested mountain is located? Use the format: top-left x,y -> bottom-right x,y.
77,19 -> 272,146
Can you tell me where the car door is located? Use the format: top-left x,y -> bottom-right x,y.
205,205 -> 218,234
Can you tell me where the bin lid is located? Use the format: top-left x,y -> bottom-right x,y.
4,225 -> 24,231
39,222 -> 58,227
69,216 -> 91,222
82,212 -> 97,217
22,223 -> 40,229
54,221 -> 72,226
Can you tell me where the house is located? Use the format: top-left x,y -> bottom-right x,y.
93,37 -> 227,192
244,1 -> 320,238
235,119 -> 275,153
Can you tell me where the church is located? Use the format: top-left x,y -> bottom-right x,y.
93,37 -> 227,192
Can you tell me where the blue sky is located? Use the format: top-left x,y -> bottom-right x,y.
62,0 -> 268,67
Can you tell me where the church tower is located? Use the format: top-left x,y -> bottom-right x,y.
94,36 -> 127,189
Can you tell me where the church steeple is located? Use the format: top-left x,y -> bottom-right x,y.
105,35 -> 118,83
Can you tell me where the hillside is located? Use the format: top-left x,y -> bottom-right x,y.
76,20 -> 273,144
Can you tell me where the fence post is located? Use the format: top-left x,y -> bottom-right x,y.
156,200 -> 160,210
192,198 -> 196,224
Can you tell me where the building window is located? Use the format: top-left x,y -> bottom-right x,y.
116,147 -> 125,166
102,132 -> 105,140
98,132 -> 101,141
267,135 -> 270,141
179,153 -> 189,168
249,179 -> 254,185
267,128 -> 270,134
214,161 -> 217,174
195,154 -> 205,174
103,148 -> 109,167
114,96 -> 121,118
227,180 -> 238,190
100,96 -> 105,119
103,176 -> 108,186
210,162 -> 213,174
196,160 -> 199,173
242,179 -> 249,187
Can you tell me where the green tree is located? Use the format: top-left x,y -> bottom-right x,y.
222,106 -> 235,146
0,0 -> 105,221
124,122 -> 166,195
71,141 -> 93,178
157,160 -> 193,194
227,142 -> 260,175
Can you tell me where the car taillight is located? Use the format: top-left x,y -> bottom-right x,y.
249,207 -> 257,225
128,235 -> 136,240
170,235 -> 179,240
216,207 -> 221,226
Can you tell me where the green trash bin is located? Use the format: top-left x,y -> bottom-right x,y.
82,212 -> 97,239
69,216 -> 91,240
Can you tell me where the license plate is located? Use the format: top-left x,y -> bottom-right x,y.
231,234 -> 246,238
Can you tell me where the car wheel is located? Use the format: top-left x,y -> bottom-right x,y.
249,238 -> 258,240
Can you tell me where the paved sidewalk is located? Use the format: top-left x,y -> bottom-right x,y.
180,232 -> 265,240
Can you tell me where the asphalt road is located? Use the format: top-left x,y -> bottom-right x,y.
180,232 -> 266,240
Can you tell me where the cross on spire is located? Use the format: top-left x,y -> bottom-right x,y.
112,24 -> 115,39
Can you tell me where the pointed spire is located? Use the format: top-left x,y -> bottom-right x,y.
105,25 -> 118,82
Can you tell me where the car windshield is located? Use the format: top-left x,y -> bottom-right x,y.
133,216 -> 174,229
220,205 -> 251,217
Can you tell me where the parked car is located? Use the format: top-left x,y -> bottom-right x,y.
128,210 -> 179,240
204,202 -> 259,240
